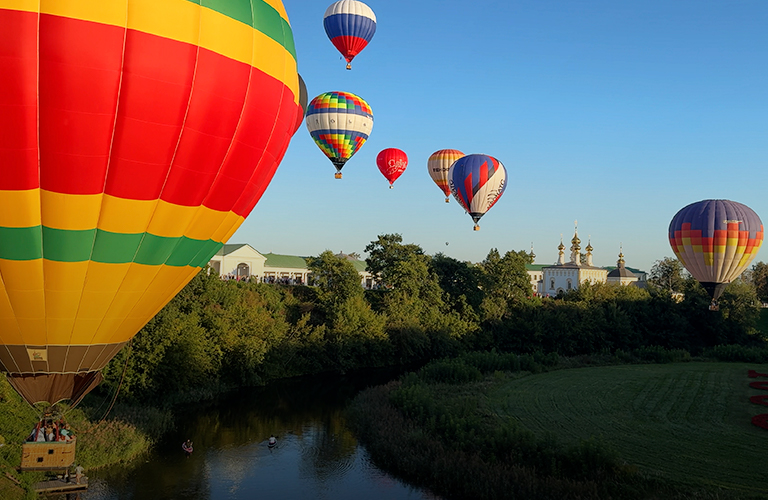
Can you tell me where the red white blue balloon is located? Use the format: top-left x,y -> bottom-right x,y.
323,0 -> 376,70
449,154 -> 507,231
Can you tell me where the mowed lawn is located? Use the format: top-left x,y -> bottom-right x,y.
488,362 -> 768,495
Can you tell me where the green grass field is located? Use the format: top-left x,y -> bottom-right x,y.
488,362 -> 768,495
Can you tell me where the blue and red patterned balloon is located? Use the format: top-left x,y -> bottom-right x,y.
324,0 -> 376,70
668,199 -> 763,303
448,154 -> 507,230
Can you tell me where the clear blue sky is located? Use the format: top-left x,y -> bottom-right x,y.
233,0 -> 768,273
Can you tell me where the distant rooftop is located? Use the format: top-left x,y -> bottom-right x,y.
215,243 -> 256,256
262,253 -> 309,269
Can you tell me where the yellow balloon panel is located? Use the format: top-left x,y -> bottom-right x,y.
186,207 -> 243,242
41,191 -> 102,230
146,202 -> 198,238
105,265 -> 200,345
0,189 -> 40,228
97,195 -> 158,234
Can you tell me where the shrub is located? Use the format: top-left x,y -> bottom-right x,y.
418,359 -> 483,384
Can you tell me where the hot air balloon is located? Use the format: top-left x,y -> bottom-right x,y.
323,0 -> 376,70
669,199 -> 763,309
0,0 -> 302,407
306,91 -> 373,179
448,154 -> 507,231
376,148 -> 408,188
428,149 -> 464,203
293,74 -> 309,134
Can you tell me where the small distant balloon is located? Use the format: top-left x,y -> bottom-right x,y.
323,0 -> 376,70
448,154 -> 507,231
376,148 -> 408,188
669,199 -> 763,309
306,91 -> 373,179
428,149 -> 464,203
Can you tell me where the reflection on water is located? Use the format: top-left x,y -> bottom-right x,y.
61,370 -> 436,500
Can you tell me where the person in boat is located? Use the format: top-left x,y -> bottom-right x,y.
268,435 -> 277,448
182,439 -> 193,457
74,464 -> 84,484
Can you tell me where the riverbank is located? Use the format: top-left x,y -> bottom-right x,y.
348,352 -> 768,499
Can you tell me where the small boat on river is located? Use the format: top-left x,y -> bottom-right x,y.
182,440 -> 193,457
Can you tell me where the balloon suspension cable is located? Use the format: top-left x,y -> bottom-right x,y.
99,339 -> 133,423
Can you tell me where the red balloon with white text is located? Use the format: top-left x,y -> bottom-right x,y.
376,148 -> 408,188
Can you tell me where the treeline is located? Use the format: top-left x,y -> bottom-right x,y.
96,234 -> 768,404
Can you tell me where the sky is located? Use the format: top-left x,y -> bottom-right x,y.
233,0 -> 768,274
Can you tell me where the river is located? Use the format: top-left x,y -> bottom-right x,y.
61,371 -> 437,499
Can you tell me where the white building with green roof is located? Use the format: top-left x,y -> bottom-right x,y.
208,245 -> 372,286
209,244 -> 266,279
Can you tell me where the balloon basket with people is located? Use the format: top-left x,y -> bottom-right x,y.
21,408 -> 77,472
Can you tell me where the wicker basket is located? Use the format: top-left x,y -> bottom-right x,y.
20,438 -> 76,471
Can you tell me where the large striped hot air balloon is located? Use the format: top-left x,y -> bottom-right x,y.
306,91 -> 373,179
669,199 -> 763,308
428,149 -> 464,203
323,0 -> 376,70
0,0 -> 302,406
448,154 -> 507,231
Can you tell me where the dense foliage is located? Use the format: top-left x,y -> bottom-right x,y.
96,235 -> 768,405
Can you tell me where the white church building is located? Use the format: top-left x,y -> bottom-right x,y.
528,224 -> 639,297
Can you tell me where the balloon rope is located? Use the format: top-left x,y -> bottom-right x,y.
99,339 -> 132,423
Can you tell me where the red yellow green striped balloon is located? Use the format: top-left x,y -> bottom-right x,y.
0,0 -> 302,406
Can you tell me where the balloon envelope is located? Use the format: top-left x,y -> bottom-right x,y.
428,149 -> 464,202
0,0 -> 302,406
293,74 -> 309,134
448,154 -> 507,230
668,199 -> 764,300
376,148 -> 408,187
306,91 -> 373,178
323,0 -> 376,69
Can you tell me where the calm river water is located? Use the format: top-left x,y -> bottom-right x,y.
63,371 -> 437,500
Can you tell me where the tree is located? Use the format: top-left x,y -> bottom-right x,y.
648,257 -> 687,293
430,253 -> 483,311
477,248 -> 533,320
307,250 -> 363,311
364,234 -> 424,287
748,261 -> 768,303
718,278 -> 763,344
